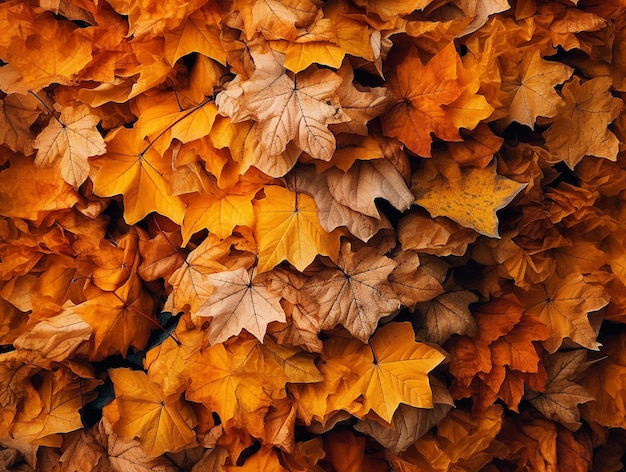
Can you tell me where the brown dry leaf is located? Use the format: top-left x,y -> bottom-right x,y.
58,429 -> 111,472
99,417 -> 179,472
164,234 -> 230,314
330,62 -> 394,136
415,281 -> 479,344
543,76 -> 622,169
194,267 -> 287,344
354,378 -> 454,453
350,0 -> 433,21
33,103 -> 106,188
295,158 -> 412,241
387,250 -> 445,311
398,210 -> 479,256
499,48 -> 573,127
301,240 -> 400,341
232,0 -> 321,41
525,350 -> 594,430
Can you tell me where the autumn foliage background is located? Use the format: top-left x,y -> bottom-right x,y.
2,0 -> 626,470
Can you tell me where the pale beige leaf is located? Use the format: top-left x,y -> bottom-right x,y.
195,267 -> 287,344
33,104 -> 106,188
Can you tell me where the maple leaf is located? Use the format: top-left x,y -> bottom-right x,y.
382,43 -> 493,157
107,368 -> 197,457
499,48 -> 573,127
194,267 -> 287,344
232,0 -> 321,41
398,210 -> 478,256
90,127 -> 186,226
10,368 -> 100,447
0,151 -> 80,222
580,332 -> 626,429
328,62 -> 393,136
165,234 -> 235,315
78,228 -> 139,292
350,0 -> 433,21
394,405 -> 504,472
0,10 -> 92,93
253,185 -> 342,273
295,159 -> 413,241
269,19 -> 346,73
448,295 -> 549,411
515,272 -> 608,353
186,337 -> 287,435
334,322 -> 445,422
216,49 -> 349,165
525,350 -> 594,431
13,311 -> 92,362
301,240 -> 400,341
354,378 -> 453,453
412,157 -> 526,238
33,103 -> 106,188
387,250 -> 446,311
71,277 -> 156,360
181,178 -> 259,243
0,93 -> 40,155
415,282 -> 479,344
543,76 -> 622,169
164,7 -> 226,65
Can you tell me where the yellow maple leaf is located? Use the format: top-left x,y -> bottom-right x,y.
412,158 -> 526,238
337,322 -> 446,422
543,76 -> 622,169
253,186 -> 342,273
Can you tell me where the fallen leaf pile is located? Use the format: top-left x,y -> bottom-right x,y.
2,0 -> 626,470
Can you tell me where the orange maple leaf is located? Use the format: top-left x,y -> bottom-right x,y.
382,43 -> 493,157
90,127 -> 186,226
107,368 -> 197,457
